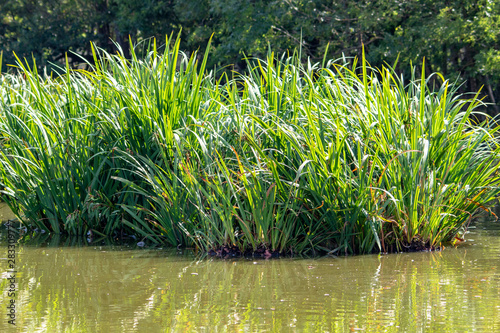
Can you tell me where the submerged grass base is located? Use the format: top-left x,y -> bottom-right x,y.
1,36 -> 499,255
208,245 -> 281,259
209,242 -> 443,258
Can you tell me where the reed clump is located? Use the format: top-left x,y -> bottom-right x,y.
1,36 -> 499,255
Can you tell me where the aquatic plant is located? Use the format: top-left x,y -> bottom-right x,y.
1,36 -> 499,254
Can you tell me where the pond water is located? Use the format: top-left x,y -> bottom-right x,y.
1,206 -> 499,332
0,203 -> 16,222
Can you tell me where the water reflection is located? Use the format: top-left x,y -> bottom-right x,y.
0,215 -> 499,331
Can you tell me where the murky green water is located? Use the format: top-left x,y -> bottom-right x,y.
0,203 -> 16,222
1,207 -> 500,332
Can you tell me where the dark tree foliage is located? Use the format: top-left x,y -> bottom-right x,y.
1,0 -> 499,114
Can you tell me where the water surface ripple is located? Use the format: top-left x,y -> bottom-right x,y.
1,215 -> 499,332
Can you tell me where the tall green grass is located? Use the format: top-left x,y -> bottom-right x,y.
1,36 -> 499,254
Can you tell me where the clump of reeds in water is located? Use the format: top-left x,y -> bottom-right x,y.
0,36 -> 499,255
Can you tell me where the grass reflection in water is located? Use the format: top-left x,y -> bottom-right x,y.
0,220 -> 499,332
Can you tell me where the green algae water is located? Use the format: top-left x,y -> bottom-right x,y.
1,209 -> 499,332
0,203 -> 16,222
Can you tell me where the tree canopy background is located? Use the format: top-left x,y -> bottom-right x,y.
1,0 -> 499,115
